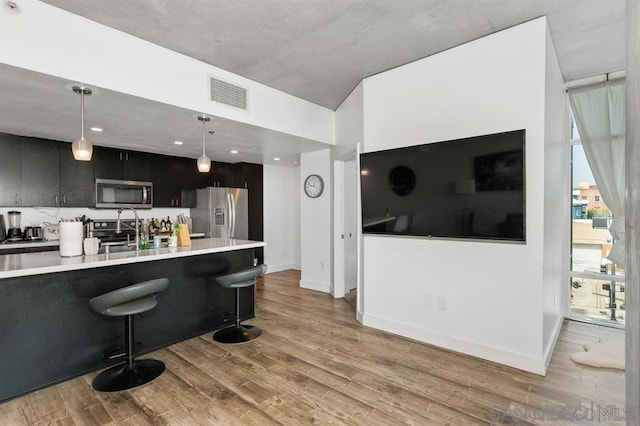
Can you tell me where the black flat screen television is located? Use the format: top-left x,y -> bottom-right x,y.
360,129 -> 526,242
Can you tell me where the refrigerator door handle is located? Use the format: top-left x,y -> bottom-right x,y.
230,193 -> 236,238
226,193 -> 232,237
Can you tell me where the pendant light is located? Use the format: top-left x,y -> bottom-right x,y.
71,86 -> 93,161
197,114 -> 211,173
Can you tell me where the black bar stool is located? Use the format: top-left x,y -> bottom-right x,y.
214,264 -> 266,344
89,278 -> 169,392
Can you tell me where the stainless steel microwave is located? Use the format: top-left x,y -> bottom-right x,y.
94,178 -> 153,209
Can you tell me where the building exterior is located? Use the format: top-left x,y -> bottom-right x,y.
573,182 -> 608,216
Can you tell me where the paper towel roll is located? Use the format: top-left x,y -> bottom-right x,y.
59,222 -> 84,257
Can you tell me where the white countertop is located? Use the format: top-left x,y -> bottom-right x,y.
0,240 -> 60,250
0,238 -> 265,279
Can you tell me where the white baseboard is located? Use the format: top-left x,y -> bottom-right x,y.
362,313 -> 546,375
356,310 -> 364,324
266,264 -> 301,273
299,279 -> 331,294
543,314 -> 564,373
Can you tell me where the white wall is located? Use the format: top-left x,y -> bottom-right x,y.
542,24 -> 568,367
0,0 -> 333,145
361,18 -> 562,374
300,149 -> 332,292
263,165 -> 300,272
335,82 -> 364,159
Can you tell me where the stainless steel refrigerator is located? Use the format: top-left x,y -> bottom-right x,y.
192,187 -> 249,239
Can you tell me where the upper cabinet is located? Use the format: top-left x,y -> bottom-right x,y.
0,134 -> 22,206
0,134 -> 94,207
209,161 -> 233,187
232,163 -> 263,242
20,138 -> 60,207
151,155 -> 201,208
93,146 -> 151,182
59,144 -> 94,207
0,133 -> 263,215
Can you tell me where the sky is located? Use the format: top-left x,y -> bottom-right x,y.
572,145 -> 595,187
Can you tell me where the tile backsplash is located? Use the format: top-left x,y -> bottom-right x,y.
0,207 -> 191,228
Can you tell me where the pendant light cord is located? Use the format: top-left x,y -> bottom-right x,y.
80,91 -> 85,140
202,116 -> 206,155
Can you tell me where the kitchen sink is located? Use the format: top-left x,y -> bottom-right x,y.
98,243 -> 138,254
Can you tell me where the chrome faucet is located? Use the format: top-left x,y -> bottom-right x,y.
116,205 -> 139,250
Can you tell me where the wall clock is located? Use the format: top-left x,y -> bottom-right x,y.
304,174 -> 324,198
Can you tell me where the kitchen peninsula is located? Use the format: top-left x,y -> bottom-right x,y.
0,238 -> 265,402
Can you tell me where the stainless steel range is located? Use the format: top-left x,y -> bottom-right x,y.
89,219 -> 143,243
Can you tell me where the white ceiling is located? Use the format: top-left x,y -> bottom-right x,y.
0,0 -> 626,165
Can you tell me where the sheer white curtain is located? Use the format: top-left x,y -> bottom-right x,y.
568,79 -> 626,267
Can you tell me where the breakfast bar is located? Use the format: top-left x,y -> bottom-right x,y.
0,238 -> 265,403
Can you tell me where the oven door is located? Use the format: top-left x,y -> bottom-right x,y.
95,179 -> 153,208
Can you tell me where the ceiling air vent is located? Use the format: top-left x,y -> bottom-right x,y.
209,76 -> 247,110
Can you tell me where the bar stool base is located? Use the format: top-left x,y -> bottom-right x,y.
92,359 -> 165,392
213,325 -> 262,344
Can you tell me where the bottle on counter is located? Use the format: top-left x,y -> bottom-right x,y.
139,219 -> 150,250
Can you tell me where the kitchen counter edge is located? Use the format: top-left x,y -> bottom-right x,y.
0,238 -> 266,279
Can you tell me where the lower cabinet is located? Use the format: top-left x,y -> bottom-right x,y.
0,249 -> 256,402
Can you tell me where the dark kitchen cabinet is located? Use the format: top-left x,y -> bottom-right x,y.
59,143 -> 94,207
151,155 -> 197,208
0,133 -> 22,206
1,133 -> 93,207
20,137 -> 60,207
209,161 -> 233,187
231,162 -> 263,263
93,146 -> 151,181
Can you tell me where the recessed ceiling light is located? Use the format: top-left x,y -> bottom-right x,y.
90,127 -> 103,132
230,150 -> 238,154
274,157 -> 280,161
174,141 -> 183,145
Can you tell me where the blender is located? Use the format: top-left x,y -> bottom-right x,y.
7,211 -> 22,241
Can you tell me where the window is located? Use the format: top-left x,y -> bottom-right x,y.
570,119 -> 624,327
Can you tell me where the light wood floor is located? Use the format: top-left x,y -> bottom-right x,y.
0,270 -> 625,425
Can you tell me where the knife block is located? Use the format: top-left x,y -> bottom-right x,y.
177,225 -> 191,246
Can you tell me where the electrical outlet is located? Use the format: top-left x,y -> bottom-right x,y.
425,294 -> 434,308
320,262 -> 324,271
437,296 -> 447,311
554,294 -> 558,305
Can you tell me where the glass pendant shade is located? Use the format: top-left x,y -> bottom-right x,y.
71,86 -> 93,161
197,154 -> 211,172
72,137 -> 93,161
197,114 -> 211,173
